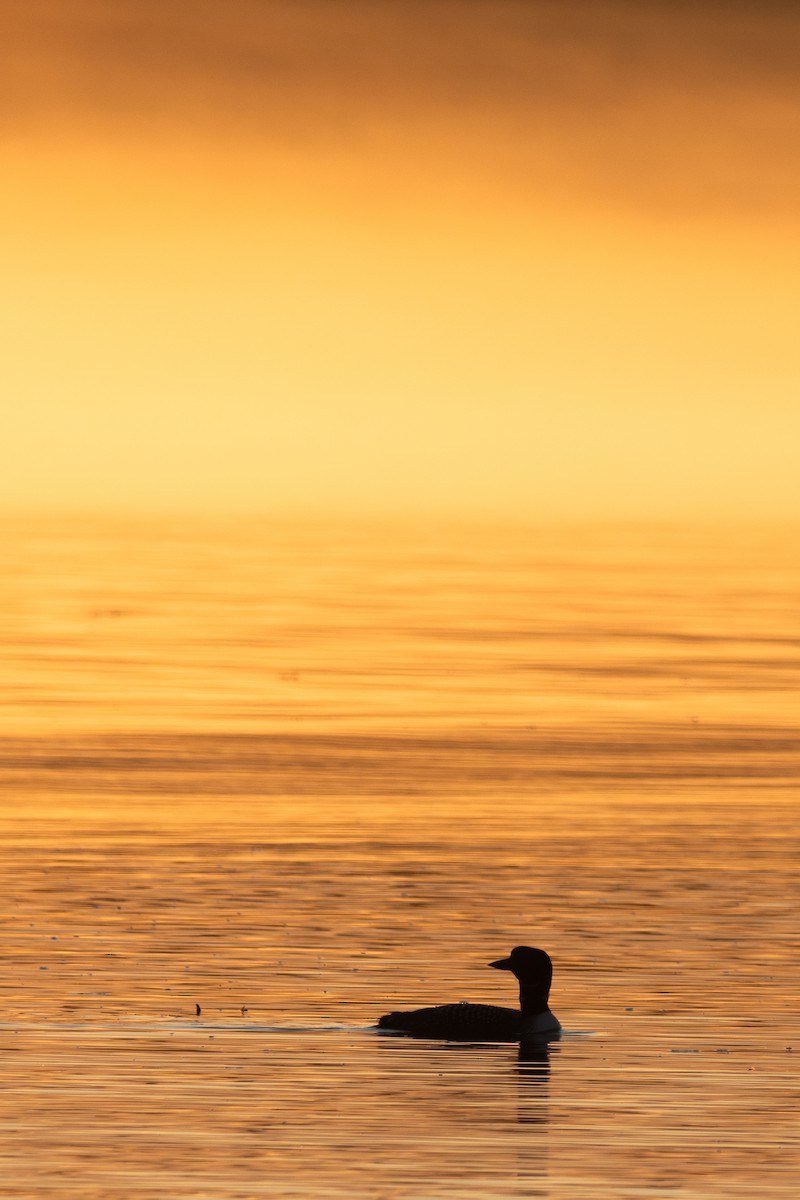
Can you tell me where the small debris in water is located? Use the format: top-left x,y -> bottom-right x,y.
195,1003 -> 202,1016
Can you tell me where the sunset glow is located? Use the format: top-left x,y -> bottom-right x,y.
4,0 -> 799,517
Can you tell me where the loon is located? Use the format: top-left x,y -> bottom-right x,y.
377,946 -> 561,1041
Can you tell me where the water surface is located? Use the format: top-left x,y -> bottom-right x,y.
0,516 -> 797,1198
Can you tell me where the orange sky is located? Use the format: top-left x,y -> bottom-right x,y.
3,0 -> 799,518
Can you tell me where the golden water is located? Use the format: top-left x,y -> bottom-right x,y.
0,516 -> 797,1198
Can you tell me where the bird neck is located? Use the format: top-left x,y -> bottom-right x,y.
518,980 -> 550,1017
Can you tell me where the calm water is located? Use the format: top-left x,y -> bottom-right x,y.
0,515 -> 798,1199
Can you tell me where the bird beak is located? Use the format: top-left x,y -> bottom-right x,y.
488,956 -> 513,970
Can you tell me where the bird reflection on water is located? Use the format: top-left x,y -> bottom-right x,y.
378,1035 -> 556,1198
516,1037 -> 555,1122
515,1039 -> 556,1197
